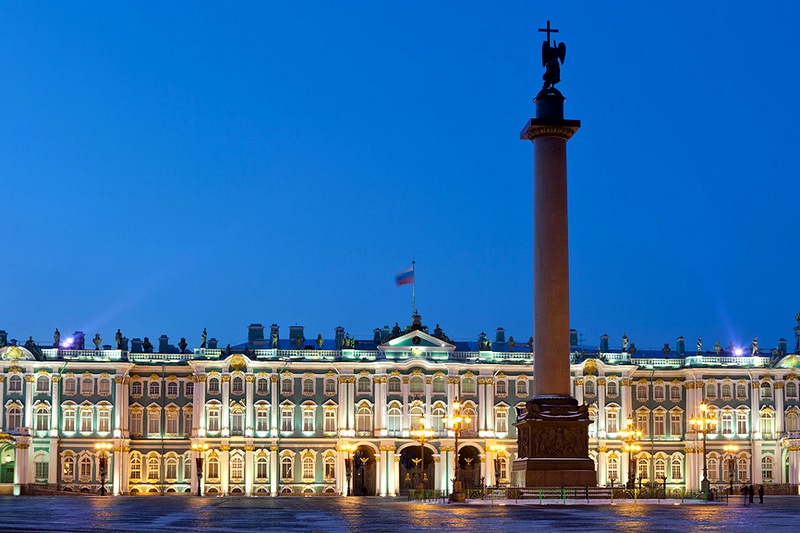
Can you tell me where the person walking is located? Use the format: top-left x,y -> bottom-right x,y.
758,485 -> 764,504
748,484 -> 755,504
741,484 -> 748,504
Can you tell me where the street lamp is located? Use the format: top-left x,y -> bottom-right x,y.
690,402 -> 717,499
488,443 -> 506,487
94,442 -> 113,496
618,416 -> 642,489
410,417 -> 434,492
191,442 -> 209,496
446,399 -> 472,501
340,442 -> 357,496
723,444 -> 739,496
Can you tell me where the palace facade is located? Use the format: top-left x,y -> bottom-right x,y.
1,316 -> 799,496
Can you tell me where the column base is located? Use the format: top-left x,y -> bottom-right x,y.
513,395 -> 596,487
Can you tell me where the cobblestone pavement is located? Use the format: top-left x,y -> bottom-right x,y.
0,495 -> 798,532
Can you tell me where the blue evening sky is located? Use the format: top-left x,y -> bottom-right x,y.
1,2 -> 798,351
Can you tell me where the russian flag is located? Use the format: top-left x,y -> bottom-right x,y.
395,266 -> 414,286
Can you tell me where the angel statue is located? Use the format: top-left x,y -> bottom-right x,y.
541,37 -> 566,89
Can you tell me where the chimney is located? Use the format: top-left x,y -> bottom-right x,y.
248,324 -> 265,343
131,338 -> 143,352
159,335 -> 169,353
599,334 -> 609,353
495,327 -> 506,345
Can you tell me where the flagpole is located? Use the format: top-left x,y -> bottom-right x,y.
411,260 -> 416,316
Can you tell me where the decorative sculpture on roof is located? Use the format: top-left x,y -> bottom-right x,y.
508,336 -> 516,352
142,337 -> 153,353
201,328 -> 208,349
93,334 -> 102,350
178,337 -> 187,354
478,332 -> 488,351
662,343 -> 670,356
696,337 -> 702,354
539,20 -> 566,89
270,328 -> 278,349
622,332 -> 628,352
751,337 -> 759,356
316,334 -> 324,350
24,336 -> 36,350
713,341 -> 722,355
528,337 -> 534,353
53,328 -> 60,348
115,329 -> 123,350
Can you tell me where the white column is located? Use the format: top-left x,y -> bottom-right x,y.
434,452 -> 442,491
375,454 -> 383,496
245,375 -> 255,437
338,377 -> 348,432
621,379 -> 632,422
597,378 -> 607,434
244,445 -> 254,496
195,375 -> 207,435
574,376 -> 584,405
776,382 -> 785,435
401,378 -> 410,433
347,378 -> 356,430
220,444 -> 230,495
485,378 -> 495,434
424,378 -> 432,419
477,379 -> 486,433
221,375 -> 231,437
270,376 -> 279,436
50,376 -> 61,437
393,454 -> 400,496
596,447 -> 607,486
190,446 -> 199,495
751,380 -> 761,438
752,440 -> 763,483
24,375 -> 34,430
386,447 -> 396,496
48,439 -> 58,485
120,443 -> 130,494
270,445 -> 279,496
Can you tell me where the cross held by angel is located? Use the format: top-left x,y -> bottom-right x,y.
539,20 -> 566,89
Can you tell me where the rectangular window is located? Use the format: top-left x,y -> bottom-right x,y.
281,378 -> 293,394
81,378 -> 94,396
736,383 -> 748,400
36,377 -> 50,393
64,378 -> 77,395
281,459 -> 292,479
636,386 -> 647,402
80,410 -> 93,432
186,381 -> 194,397
303,379 -> 315,394
149,381 -> 160,397
35,461 -> 49,480
36,410 -> 50,431
324,459 -> 335,479
653,386 -> 664,402
670,413 -> 682,437
130,411 -> 143,436
98,379 -> 111,396
165,460 -> 177,480
302,410 -> 314,432
671,460 -> 682,480
257,459 -> 269,479
636,413 -> 648,435
166,411 -> 179,435
496,410 -> 508,433
670,386 -> 681,402
207,410 -> 220,432
705,383 -> 717,400
324,410 -> 336,433
737,413 -> 748,435
207,460 -> 219,479
257,379 -> 269,394
281,409 -> 293,432
721,413 -> 734,435
607,411 -> 619,434
148,411 -> 160,435
231,412 -> 244,435
256,410 -> 269,432
654,413 -> 665,436
98,410 -> 111,433
302,459 -> 313,479
184,410 -> 193,436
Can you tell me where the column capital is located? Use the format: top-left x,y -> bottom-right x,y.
520,118 -> 580,141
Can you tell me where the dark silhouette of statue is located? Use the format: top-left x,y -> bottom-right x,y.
201,328 -> 207,349
115,329 -> 123,350
53,328 -> 60,348
539,21 -> 566,90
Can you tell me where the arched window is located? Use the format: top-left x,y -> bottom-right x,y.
355,405 -> 373,432
409,376 -> 424,394
256,456 -> 269,480
707,457 -> 719,482
207,405 -> 221,432
432,376 -> 445,393
303,377 -> 315,394
6,406 -> 22,431
63,455 -> 75,478
208,377 -> 220,394
721,383 -> 732,400
517,379 -> 529,397
8,375 -> 22,393
231,409 -> 244,435
148,381 -> 159,397
131,381 -> 143,396
36,375 -> 50,393
760,411 -> 774,438
721,412 -> 734,435
324,455 -> 335,480
256,406 -> 270,433
388,377 -> 401,393
786,382 -> 798,399
281,456 -> 293,480
357,376 -> 371,393
705,382 -> 717,399
760,382 -> 772,399
280,377 -> 293,394
302,457 -> 314,480
606,380 -> 617,396
584,380 -> 595,396
762,456 -> 774,481
496,409 -> 508,434
387,407 -> 402,434
653,385 -> 665,402
463,406 -> 478,433
147,456 -> 160,481
636,385 -> 648,402
232,377 -> 244,395
654,458 -> 667,480
606,410 -> 619,433
64,377 -> 77,395
231,456 -> 244,481
430,406 -> 445,433
461,377 -> 475,394
736,383 -> 747,400
167,382 -> 179,397
607,456 -> 619,484
35,406 -> 50,432
207,456 -> 220,479
409,406 -> 424,431
670,385 -> 682,402
165,457 -> 178,480
786,412 -> 799,432
129,455 -> 142,480
738,458 -> 749,482
79,456 -> 92,480
637,458 -> 649,481
495,380 -> 507,396
257,378 -> 269,394
671,457 -> 682,480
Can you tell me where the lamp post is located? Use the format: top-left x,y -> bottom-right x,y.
723,444 -> 739,496
690,402 -> 717,500
191,442 -> 208,497
340,442 -> 357,496
94,442 -> 113,496
410,417 -> 434,492
446,399 -> 472,501
618,416 -> 642,489
488,443 -> 506,487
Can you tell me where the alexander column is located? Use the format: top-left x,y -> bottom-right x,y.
513,21 -> 596,487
